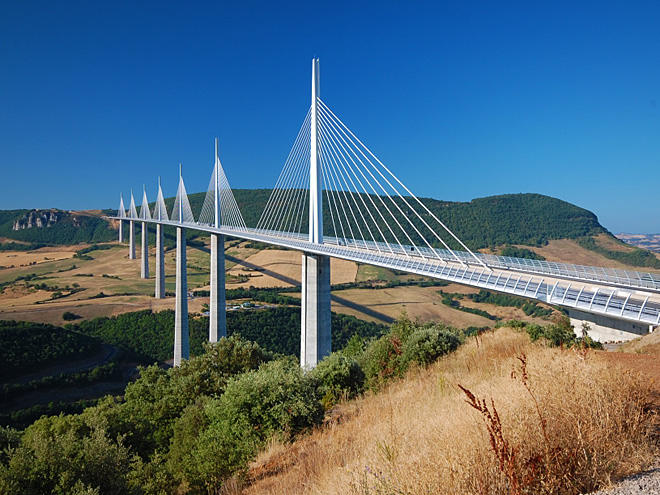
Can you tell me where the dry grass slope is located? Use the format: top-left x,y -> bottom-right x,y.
243,329 -> 659,495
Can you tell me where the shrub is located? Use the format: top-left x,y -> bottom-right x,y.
310,353 -> 365,408
401,325 -> 462,368
359,334 -> 404,389
217,358 -> 324,441
62,311 -> 81,321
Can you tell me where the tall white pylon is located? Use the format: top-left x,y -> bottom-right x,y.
128,190 -> 137,260
117,194 -> 126,242
140,186 -> 150,279
174,165 -> 190,366
309,57 -> 322,244
154,177 -> 166,299
301,58 -> 331,368
209,138 -> 227,343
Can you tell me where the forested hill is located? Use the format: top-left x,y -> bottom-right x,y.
224,190 -> 608,249
0,191 -> 606,250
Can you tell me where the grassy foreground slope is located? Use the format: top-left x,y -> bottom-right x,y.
244,329 -> 659,495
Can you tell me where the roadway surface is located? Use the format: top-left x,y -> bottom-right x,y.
115,218 -> 660,327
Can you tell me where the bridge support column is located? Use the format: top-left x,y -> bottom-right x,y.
140,222 -> 149,279
129,220 -> 136,259
209,233 -> 226,342
174,227 -> 189,366
155,224 -> 165,299
300,253 -> 331,368
118,220 -> 123,243
568,308 -> 650,343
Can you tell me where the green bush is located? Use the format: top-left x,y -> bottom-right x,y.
0,414 -> 133,495
168,359 -> 325,492
401,325 -> 462,368
310,353 -> 365,408
62,311 -> 81,321
217,359 -> 323,442
359,334 -> 404,389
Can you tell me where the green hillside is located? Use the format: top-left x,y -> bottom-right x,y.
0,320 -> 101,382
0,191 -> 634,260
0,209 -> 116,245
185,190 -> 607,250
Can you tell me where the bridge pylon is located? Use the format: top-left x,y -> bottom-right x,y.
140,186 -> 150,279
173,166 -> 190,366
128,190 -> 137,260
154,178 -> 167,299
118,193 -> 125,243
301,58 -> 332,368
209,138 -> 227,343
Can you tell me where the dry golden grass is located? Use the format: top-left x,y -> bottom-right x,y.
0,247 -> 78,270
242,329 -> 659,495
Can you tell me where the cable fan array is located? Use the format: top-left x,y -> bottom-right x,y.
257,97 -> 485,267
119,160 -> 246,231
198,155 -> 247,230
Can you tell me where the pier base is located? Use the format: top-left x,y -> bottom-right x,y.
129,221 -> 136,260
209,233 -> 226,342
140,222 -> 149,279
174,227 -> 189,366
155,224 -> 165,299
300,253 -> 331,368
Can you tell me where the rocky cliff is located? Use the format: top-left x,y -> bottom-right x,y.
12,209 -> 67,230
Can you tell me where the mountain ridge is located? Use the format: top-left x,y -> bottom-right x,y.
1,190 -> 656,268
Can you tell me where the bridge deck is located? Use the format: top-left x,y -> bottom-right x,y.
115,218 -> 660,327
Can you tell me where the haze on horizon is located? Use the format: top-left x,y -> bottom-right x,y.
1,1 -> 659,234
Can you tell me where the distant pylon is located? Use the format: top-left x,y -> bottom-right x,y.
173,166 -> 190,366
209,138 -> 227,343
117,194 -> 126,242
154,177 -> 166,299
140,186 -> 150,279
128,190 -> 137,260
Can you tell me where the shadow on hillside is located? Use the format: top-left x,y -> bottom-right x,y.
225,254 -> 394,324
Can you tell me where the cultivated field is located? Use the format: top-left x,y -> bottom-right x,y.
0,236 -> 629,329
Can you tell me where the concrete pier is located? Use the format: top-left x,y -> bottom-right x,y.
173,227 -> 189,366
209,233 -> 226,342
118,220 -> 123,243
140,222 -> 149,279
569,308 -> 651,343
300,253 -> 331,367
129,220 -> 136,260
155,224 -> 165,299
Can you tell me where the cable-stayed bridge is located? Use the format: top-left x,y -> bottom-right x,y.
112,59 -> 660,367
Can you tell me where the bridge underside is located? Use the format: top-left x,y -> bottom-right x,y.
569,309 -> 654,343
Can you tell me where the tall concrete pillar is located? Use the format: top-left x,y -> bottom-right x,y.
140,222 -> 149,279
300,59 -> 331,368
174,227 -> 189,366
129,220 -> 136,260
155,223 -> 165,299
118,220 -> 123,243
300,253 -> 331,368
209,233 -> 226,342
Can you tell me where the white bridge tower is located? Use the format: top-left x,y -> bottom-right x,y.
301,58 -> 332,368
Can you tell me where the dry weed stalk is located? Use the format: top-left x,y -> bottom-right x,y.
458,383 -> 540,495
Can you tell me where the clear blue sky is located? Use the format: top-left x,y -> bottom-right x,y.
2,1 -> 659,233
